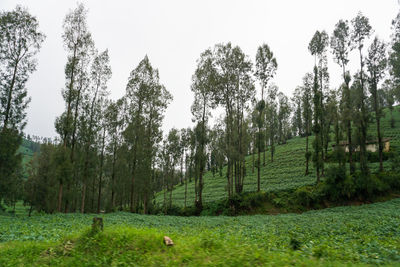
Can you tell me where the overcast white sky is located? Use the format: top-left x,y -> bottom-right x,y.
1,0 -> 399,138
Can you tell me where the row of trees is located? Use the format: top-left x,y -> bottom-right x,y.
300,12 -> 398,183
0,6 -> 45,207
1,4 -> 400,213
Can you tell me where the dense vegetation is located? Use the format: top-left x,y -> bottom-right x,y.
0,3 -> 399,216
1,3 -> 400,266
156,106 -> 400,210
1,199 -> 400,266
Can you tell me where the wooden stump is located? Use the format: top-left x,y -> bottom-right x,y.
92,217 -> 103,232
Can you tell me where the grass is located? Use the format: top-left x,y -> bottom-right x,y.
0,198 -> 400,266
156,106 -> 400,208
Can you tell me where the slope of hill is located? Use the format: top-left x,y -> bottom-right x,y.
156,106 -> 400,208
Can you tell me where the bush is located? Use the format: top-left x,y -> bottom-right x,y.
379,172 -> 400,190
323,165 -> 355,201
294,187 -> 314,207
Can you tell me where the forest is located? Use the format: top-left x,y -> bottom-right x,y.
1,2 -> 400,266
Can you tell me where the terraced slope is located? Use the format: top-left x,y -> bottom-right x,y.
156,106 -> 400,207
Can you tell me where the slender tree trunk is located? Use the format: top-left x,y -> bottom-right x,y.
305,131 -> 309,176
340,66 -> 354,174
358,49 -> 369,176
184,156 -> 188,209
252,134 -> 255,174
91,175 -> 96,211
81,183 -> 86,213
371,76 -> 383,172
377,116 -> 383,172
57,182 -> 63,213
97,127 -> 106,213
81,145 -> 90,213
3,61 -> 19,130
257,126 -> 261,192
169,169 -> 174,208
163,172 -> 166,214
111,145 -> 116,210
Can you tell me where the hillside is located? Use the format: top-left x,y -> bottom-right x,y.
18,138 -> 40,177
156,106 -> 400,208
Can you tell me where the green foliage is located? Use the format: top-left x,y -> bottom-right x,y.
0,129 -> 23,205
157,106 -> 400,209
1,199 -> 400,265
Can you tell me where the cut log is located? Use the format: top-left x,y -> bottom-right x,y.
163,236 -> 174,246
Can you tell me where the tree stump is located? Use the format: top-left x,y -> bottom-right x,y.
92,217 -> 103,232
163,236 -> 174,246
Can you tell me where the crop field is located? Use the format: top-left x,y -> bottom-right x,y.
0,198 -> 399,266
156,106 -> 400,208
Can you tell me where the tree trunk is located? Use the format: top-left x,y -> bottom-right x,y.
184,158 -> 188,209
305,133 -> 309,176
257,125 -> 261,192
97,127 -> 106,213
81,183 -> 86,213
57,181 -> 63,212
3,61 -> 19,130
358,49 -> 369,176
111,145 -> 116,210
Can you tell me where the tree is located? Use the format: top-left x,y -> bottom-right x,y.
309,30 -> 328,181
382,79 -> 396,128
301,73 -> 313,176
351,12 -> 373,176
125,56 -> 172,213
331,19 -> 355,174
104,99 -> 123,211
291,87 -> 304,137
389,10 -> 400,89
277,92 -> 291,144
56,2 -> 93,212
265,84 -> 278,163
191,49 -> 217,210
164,128 -> 181,210
366,37 -> 387,172
213,43 -> 254,197
80,49 -> 111,213
0,6 -> 45,131
254,44 -> 277,191
0,6 -> 45,203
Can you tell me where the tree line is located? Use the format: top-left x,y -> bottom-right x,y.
1,4 -> 400,214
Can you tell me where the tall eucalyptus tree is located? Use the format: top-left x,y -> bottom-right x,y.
191,49 -> 217,210
125,56 -> 172,212
366,37 -> 387,172
0,6 -> 45,203
331,19 -> 355,174
254,44 -> 277,191
351,12 -> 373,176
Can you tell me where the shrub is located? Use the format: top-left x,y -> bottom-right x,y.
294,186 -> 314,207
323,165 -> 353,201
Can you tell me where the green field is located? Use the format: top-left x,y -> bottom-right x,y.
156,106 -> 400,208
0,198 -> 399,266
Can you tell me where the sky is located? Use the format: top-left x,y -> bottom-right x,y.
1,0 -> 399,138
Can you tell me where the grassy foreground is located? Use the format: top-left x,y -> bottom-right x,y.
1,198 -> 400,266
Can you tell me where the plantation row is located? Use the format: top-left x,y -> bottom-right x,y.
156,106 -> 400,208
0,199 -> 400,265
